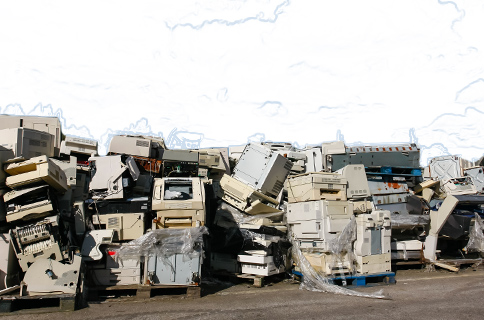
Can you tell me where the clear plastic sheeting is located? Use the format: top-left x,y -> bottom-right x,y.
240,229 -> 282,243
291,219 -> 390,299
465,213 -> 484,253
329,217 -> 357,257
402,242 -> 408,261
294,218 -> 357,276
390,213 -> 430,229
238,228 -> 291,266
117,226 -> 208,259
292,241 -> 389,299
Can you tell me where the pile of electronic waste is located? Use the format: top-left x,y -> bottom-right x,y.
2,114 -> 484,307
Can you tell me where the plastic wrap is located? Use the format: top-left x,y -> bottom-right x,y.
293,218 -> 357,278
240,229 -> 284,243
390,213 -> 430,229
291,219 -> 389,299
465,213 -> 484,253
117,226 -> 208,259
292,242 -> 388,299
239,229 -> 291,268
328,217 -> 357,256
402,242 -> 409,260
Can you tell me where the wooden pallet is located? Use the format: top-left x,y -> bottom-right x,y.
236,274 -> 267,288
0,293 -> 77,314
89,284 -> 201,301
0,265 -> 88,314
213,271 -> 285,288
430,258 -> 482,272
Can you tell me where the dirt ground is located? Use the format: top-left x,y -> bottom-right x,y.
3,266 -> 484,320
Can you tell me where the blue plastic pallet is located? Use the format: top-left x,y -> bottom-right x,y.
292,270 -> 396,287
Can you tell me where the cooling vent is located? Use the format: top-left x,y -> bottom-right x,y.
73,137 -> 91,144
136,140 -> 150,148
272,180 -> 284,194
284,162 -> 293,170
108,217 -> 121,229
29,139 -> 41,146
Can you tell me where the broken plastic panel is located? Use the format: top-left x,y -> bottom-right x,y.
215,201 -> 283,226
5,155 -> 68,192
81,229 -> 115,261
23,255 -> 82,296
217,174 -> 282,215
441,177 -> 477,195
9,216 -> 67,272
88,155 -> 140,200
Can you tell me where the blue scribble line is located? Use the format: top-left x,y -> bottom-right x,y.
455,78 -> 484,102
318,106 -> 341,111
288,61 -> 336,76
336,129 -> 345,142
419,142 -> 451,163
415,107 -> 484,163
257,101 -> 285,117
409,128 -> 418,144
437,0 -> 466,31
421,106 -> 484,129
99,117 -> 166,154
4,102 -> 483,165
247,133 -> 266,143
0,103 -> 207,153
165,0 -> 290,31
2,103 -> 95,139
166,127 -> 204,149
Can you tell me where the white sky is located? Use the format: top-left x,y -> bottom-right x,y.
1,1 -> 483,163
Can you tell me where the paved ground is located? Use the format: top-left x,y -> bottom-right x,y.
3,267 -> 484,320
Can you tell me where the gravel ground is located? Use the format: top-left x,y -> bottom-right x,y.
3,267 -> 484,320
